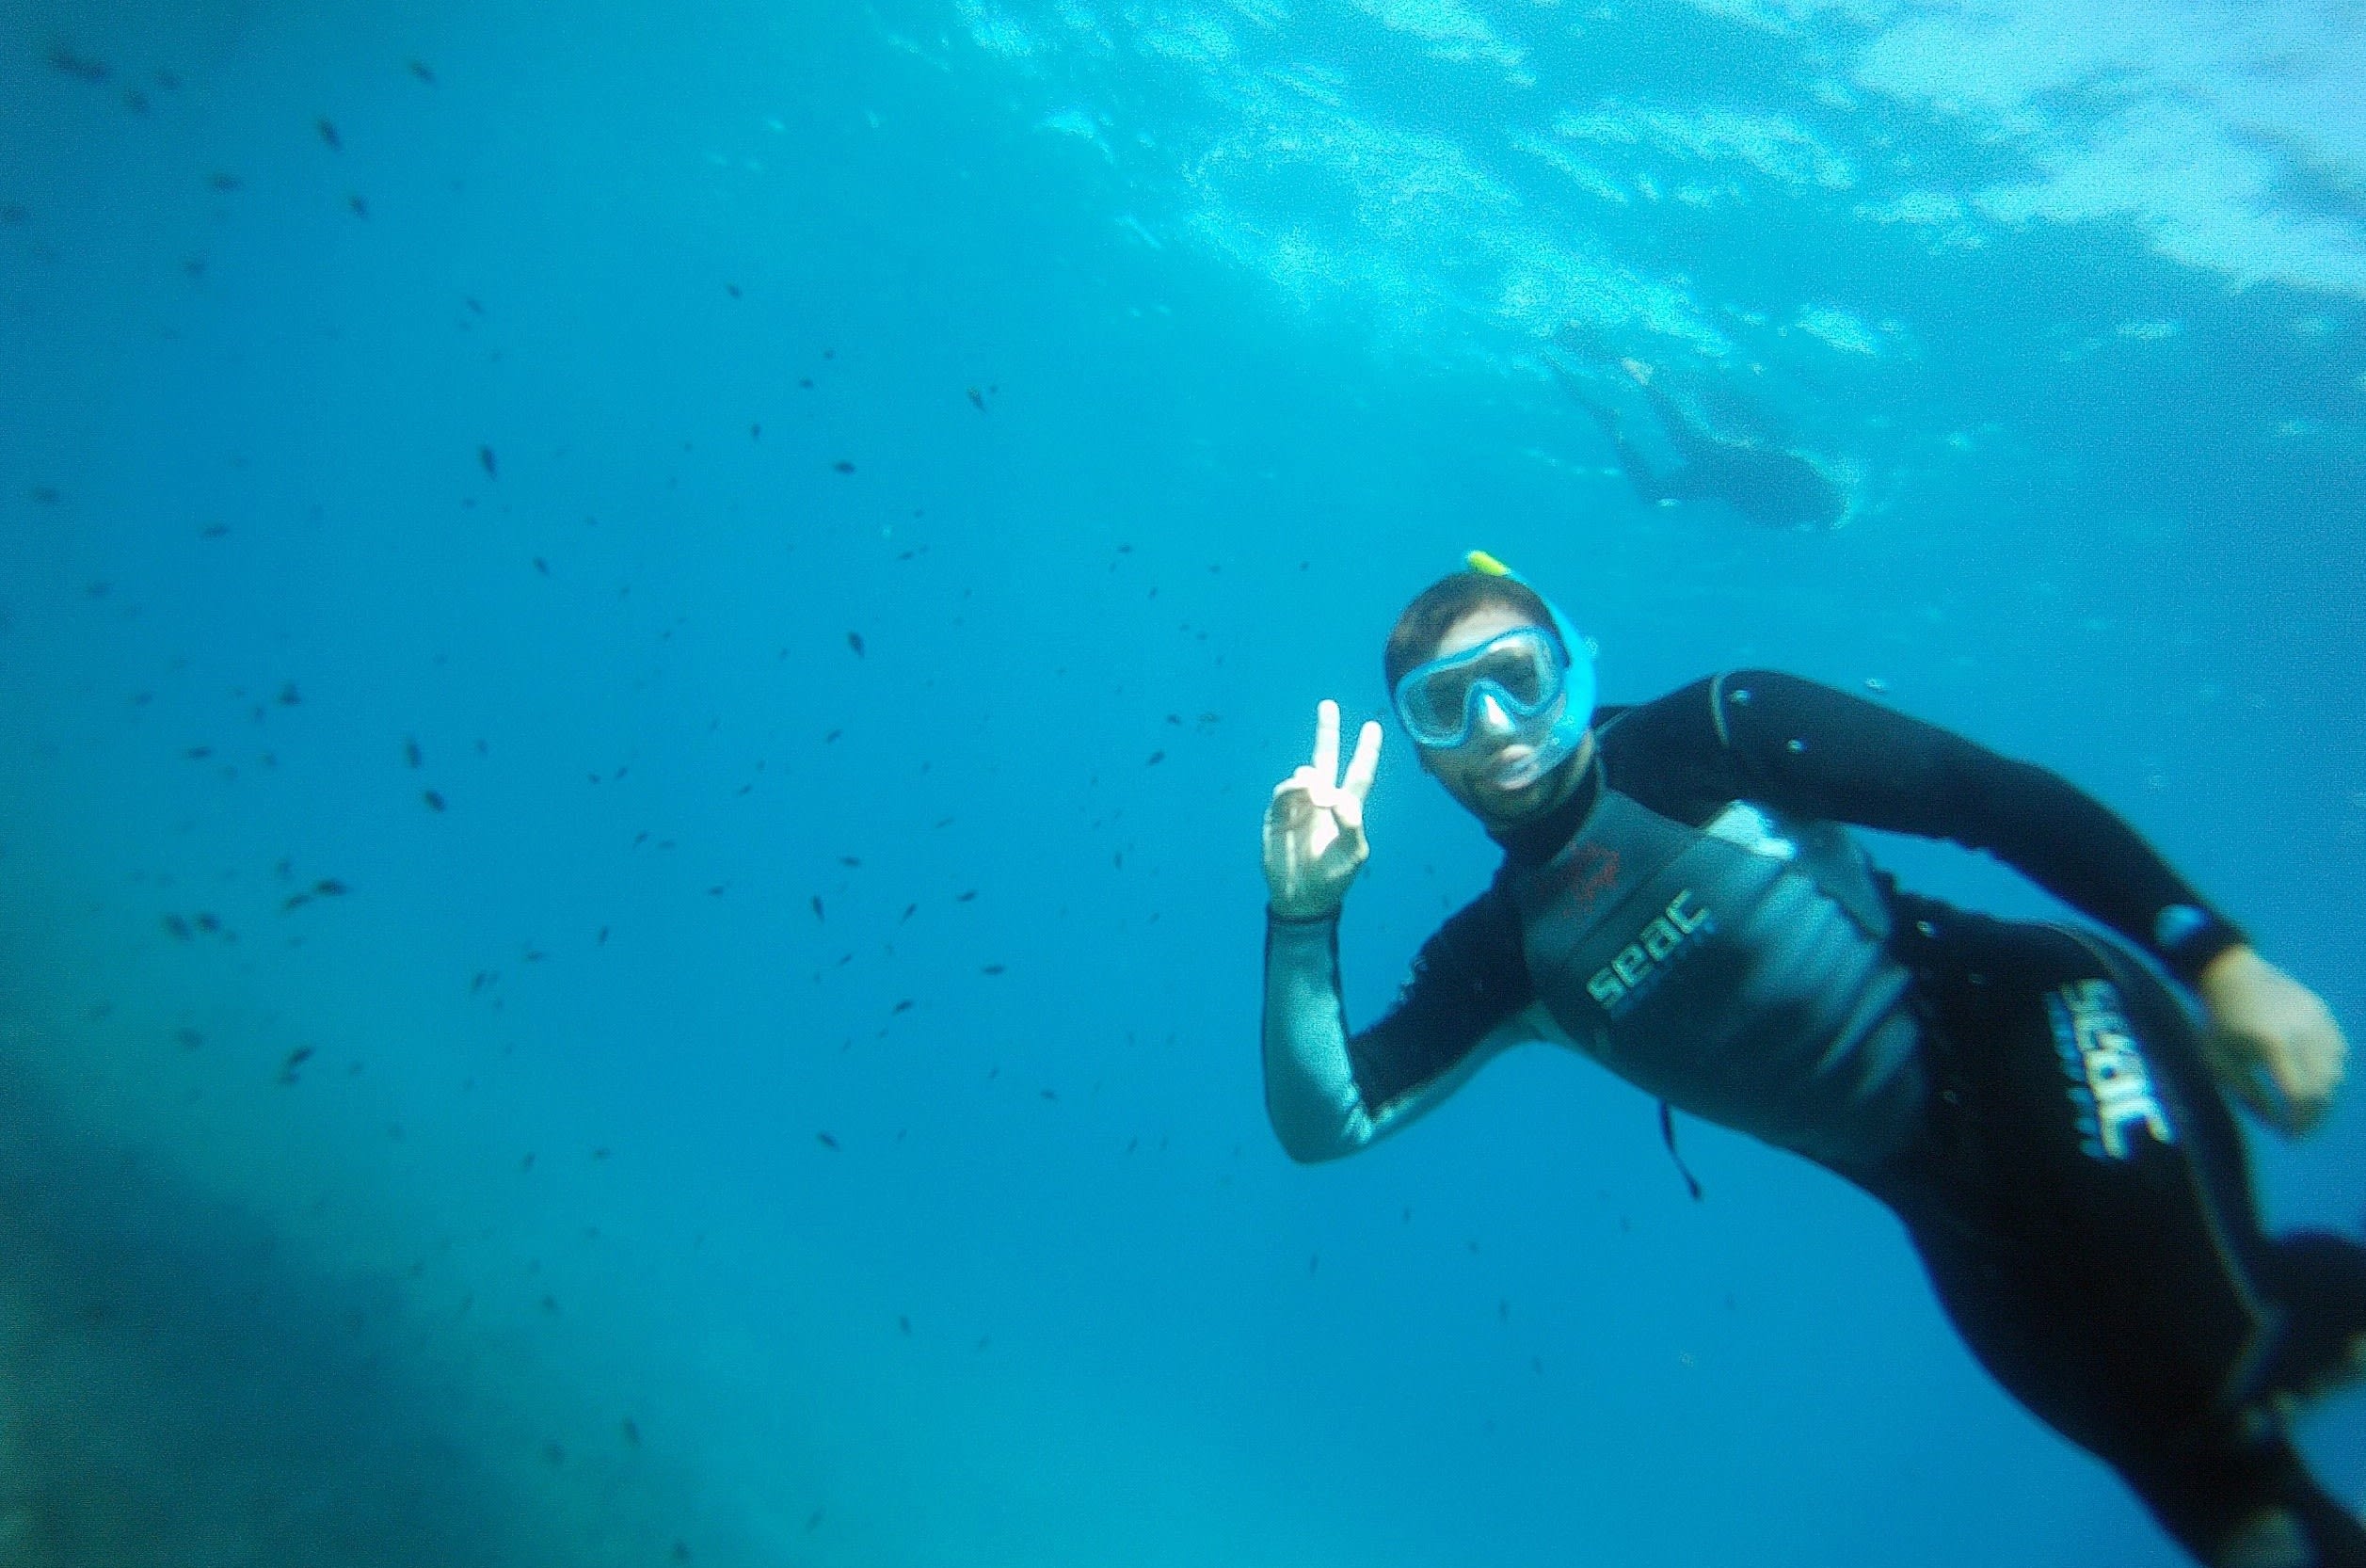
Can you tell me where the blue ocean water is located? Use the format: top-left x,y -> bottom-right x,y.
0,0 -> 2361,1561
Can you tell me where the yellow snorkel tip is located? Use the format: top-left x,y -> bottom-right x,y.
1465,549 -> 1511,577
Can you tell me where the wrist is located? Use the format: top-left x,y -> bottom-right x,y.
1267,899 -> 1342,925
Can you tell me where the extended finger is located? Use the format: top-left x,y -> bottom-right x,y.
1340,720 -> 1382,805
1310,700 -> 1340,789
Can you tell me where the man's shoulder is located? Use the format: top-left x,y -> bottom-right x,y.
1599,668 -> 1846,744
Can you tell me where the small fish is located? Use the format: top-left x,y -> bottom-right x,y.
954,889 -> 977,903
348,194 -> 369,219
278,682 -> 301,705
810,896 -> 824,920
823,728 -> 841,744
846,632 -> 864,657
620,1417 -> 640,1446
478,444 -> 497,479
832,459 -> 855,474
981,964 -> 1005,976
533,557 -> 549,576
891,999 -> 914,1015
423,789 -> 446,812
49,49 -> 108,83
193,913 -> 220,933
278,1046 -> 314,1082
27,487 -> 60,504
816,1131 -> 840,1151
839,855 -> 861,868
408,60 -> 437,84
317,117 -> 342,151
966,387 -> 985,411
899,903 -> 918,923
184,745 -> 212,760
313,878 -> 348,896
1145,750 -> 1164,766
162,914 -> 192,939
898,1315 -> 912,1335
597,926 -> 609,944
520,1152 -> 536,1171
282,892 -> 312,912
404,736 -> 423,767
726,282 -> 742,298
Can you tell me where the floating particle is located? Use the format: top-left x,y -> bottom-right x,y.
423,789 -> 446,811
348,194 -> 369,218
317,117 -> 342,150
478,444 -> 497,479
846,632 -> 864,656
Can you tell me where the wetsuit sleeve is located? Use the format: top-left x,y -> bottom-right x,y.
1619,671 -> 2247,987
1261,889 -> 1538,1162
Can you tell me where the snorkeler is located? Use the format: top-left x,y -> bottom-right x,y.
1548,335 -> 1847,531
1260,552 -> 2366,1568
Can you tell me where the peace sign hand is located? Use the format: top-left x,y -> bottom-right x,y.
1263,700 -> 1383,920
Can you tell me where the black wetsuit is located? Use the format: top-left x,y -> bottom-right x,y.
1261,672 -> 2366,1566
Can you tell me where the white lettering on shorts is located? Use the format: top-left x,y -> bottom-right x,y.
2046,978 -> 2174,1160
1586,891 -> 1713,1015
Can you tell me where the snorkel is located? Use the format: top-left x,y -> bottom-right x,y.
1457,550 -> 1596,790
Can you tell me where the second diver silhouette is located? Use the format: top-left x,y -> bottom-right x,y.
1550,341 -> 1848,532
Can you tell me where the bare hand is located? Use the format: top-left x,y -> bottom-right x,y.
1262,700 -> 1382,920
2198,946 -> 2348,1137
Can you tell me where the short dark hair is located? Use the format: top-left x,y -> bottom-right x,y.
1383,571 -> 1563,695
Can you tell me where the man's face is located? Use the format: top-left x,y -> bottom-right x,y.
1411,604 -> 1593,828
